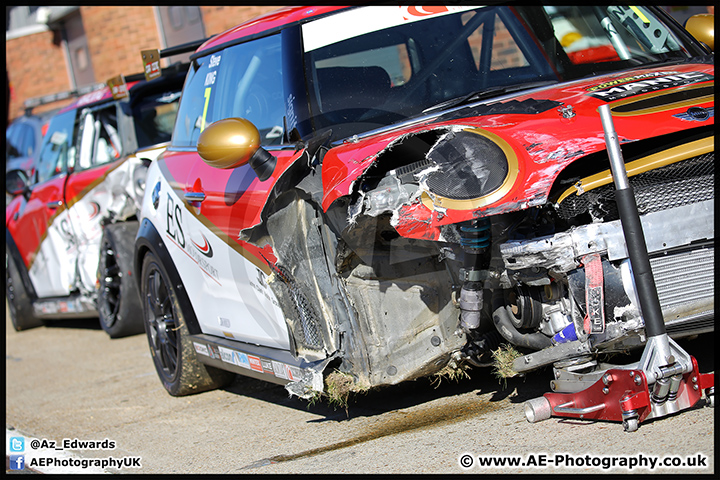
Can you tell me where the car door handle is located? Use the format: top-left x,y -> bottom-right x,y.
184,192 -> 206,203
47,200 -> 63,209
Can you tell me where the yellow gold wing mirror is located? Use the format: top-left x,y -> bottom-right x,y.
685,14 -> 714,52
197,118 -> 276,180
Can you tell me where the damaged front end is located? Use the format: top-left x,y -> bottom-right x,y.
273,116 -> 715,394
137,4 -> 714,408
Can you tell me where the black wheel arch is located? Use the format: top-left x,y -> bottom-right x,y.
134,218 -> 203,334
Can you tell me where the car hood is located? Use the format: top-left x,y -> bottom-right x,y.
320,61 -> 714,239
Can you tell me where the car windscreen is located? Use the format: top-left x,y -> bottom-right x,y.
302,5 -> 702,139
34,109 -> 78,184
6,120 -> 38,161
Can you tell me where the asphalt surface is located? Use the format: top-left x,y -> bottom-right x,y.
5,303 -> 715,474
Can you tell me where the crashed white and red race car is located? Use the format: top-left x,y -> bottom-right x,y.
6,51 -> 191,337
133,5 -> 714,419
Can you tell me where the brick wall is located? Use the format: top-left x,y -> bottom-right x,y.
200,6 -> 282,38
81,6 -> 162,84
6,29 -> 71,119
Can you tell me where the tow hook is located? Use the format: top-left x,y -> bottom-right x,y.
523,105 -> 714,431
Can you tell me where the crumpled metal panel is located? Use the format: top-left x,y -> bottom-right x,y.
343,259 -> 466,387
500,200 -> 714,272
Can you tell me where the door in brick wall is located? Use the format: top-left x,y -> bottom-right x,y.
65,11 -> 96,89
155,6 -> 206,64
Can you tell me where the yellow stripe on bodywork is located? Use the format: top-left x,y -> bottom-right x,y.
557,136 -> 714,204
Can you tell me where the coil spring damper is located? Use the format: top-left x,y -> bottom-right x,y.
458,218 -> 490,331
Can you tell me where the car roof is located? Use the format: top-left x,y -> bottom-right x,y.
56,60 -> 192,115
57,81 -> 138,115
196,6 -> 351,54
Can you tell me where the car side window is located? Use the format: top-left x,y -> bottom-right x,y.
172,57 -> 211,147
34,110 -> 77,184
6,122 -> 35,160
96,110 -> 122,165
213,34 -> 285,144
132,90 -> 181,149
75,107 -> 122,171
172,33 -> 284,148
6,123 -> 22,160
18,124 -> 36,157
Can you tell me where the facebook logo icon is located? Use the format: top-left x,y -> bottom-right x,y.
9,455 -> 25,471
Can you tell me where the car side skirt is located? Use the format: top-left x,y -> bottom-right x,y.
189,333 -> 323,388
32,295 -> 98,319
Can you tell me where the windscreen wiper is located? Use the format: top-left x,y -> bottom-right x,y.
422,80 -> 558,114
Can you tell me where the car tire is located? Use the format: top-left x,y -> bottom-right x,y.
140,251 -> 234,396
6,247 -> 43,331
97,221 -> 144,338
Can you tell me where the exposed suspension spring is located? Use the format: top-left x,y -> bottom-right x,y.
458,218 -> 491,332
459,218 -> 491,252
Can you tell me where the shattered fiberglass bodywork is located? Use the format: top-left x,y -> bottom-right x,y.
135,5 -> 714,400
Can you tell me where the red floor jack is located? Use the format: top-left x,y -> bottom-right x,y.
523,105 -> 714,432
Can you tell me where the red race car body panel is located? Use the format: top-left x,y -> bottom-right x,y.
320,64 -> 713,240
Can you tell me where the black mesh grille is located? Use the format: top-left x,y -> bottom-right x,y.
557,152 -> 714,221
270,263 -> 323,350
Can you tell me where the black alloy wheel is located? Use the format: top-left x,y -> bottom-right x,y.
140,251 -> 233,396
98,237 -> 121,326
96,222 -> 144,338
6,247 -> 44,331
143,256 -> 181,383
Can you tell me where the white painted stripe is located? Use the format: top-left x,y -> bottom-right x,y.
302,6 -> 482,52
